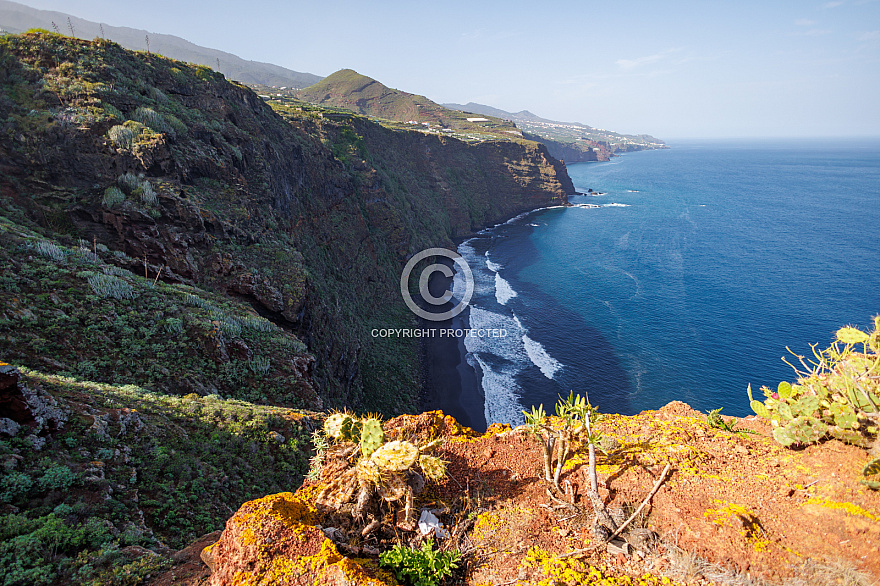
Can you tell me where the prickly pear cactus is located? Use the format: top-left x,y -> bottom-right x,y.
771,416 -> 826,447
324,412 -> 349,441
747,321 -> 879,452
316,467 -> 358,510
370,440 -> 419,472
378,472 -> 408,502
418,454 -> 447,481
360,418 -> 385,458
861,457 -> 880,490
355,458 -> 383,490
340,415 -> 362,443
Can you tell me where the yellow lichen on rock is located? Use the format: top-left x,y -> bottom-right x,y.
521,547 -> 681,586
804,496 -> 877,520
209,491 -> 395,586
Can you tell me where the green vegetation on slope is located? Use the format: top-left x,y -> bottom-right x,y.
296,69 -> 526,142
0,31 -> 571,418
0,212 -> 316,406
1,364 -> 315,585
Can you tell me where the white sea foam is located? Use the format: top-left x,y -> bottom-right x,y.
453,240 -> 494,302
627,190 -> 640,193
495,272 -> 517,305
485,252 -> 502,272
522,334 -> 563,379
471,353 -> 524,426
528,223 -> 540,227
604,203 -> 630,207
465,306 -> 528,426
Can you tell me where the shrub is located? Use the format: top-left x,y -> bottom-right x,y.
33,240 -> 65,262
163,317 -> 184,335
107,125 -> 133,150
37,464 -> 77,492
0,513 -> 112,586
216,315 -> 241,338
139,181 -> 157,206
184,293 -> 212,310
101,103 -> 124,122
102,186 -> 125,207
86,273 -> 135,300
279,335 -> 307,353
149,87 -> 168,104
129,107 -> 175,137
164,113 -> 187,137
240,314 -> 276,333
117,172 -> 139,194
0,471 -> 33,503
248,356 -> 271,375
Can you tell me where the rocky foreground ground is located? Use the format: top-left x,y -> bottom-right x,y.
147,404 -> 879,586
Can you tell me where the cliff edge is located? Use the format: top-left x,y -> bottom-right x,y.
190,404 -> 879,585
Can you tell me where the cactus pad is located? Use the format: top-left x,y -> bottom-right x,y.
370,440 -> 419,472
419,455 -> 447,482
378,473 -> 408,502
355,458 -> 383,490
360,418 -> 385,458
316,467 -> 357,509
340,416 -> 362,443
324,412 -> 350,441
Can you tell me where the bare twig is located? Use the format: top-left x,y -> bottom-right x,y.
605,462 -> 671,542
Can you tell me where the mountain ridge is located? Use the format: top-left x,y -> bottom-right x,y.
0,0 -> 322,87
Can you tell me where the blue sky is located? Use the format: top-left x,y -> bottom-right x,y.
17,0 -> 880,139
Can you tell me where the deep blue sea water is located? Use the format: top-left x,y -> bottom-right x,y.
454,139 -> 880,426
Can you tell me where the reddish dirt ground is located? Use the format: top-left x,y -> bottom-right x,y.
152,403 -> 880,585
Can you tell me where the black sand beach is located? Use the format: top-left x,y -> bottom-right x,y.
418,258 -> 487,432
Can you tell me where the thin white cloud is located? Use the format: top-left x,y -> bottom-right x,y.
857,30 -> 880,41
795,18 -> 817,26
823,1 -> 845,7
616,48 -> 682,70
792,28 -> 833,36
616,54 -> 664,69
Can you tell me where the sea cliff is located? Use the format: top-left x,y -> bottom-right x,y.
0,32 -> 571,415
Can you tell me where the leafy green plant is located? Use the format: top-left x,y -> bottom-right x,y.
138,181 -> 157,206
102,186 -> 125,207
86,273 -> 135,300
748,319 -> 880,457
379,540 -> 460,586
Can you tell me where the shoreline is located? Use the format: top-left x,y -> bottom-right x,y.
419,257 -> 487,432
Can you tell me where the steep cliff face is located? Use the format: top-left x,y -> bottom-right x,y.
0,33 -> 573,413
523,131 -> 612,163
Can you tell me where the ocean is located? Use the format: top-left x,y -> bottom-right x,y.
453,139 -> 880,426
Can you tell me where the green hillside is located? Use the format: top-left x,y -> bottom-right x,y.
297,69 -> 525,142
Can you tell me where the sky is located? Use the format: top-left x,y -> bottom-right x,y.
13,0 -> 880,139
